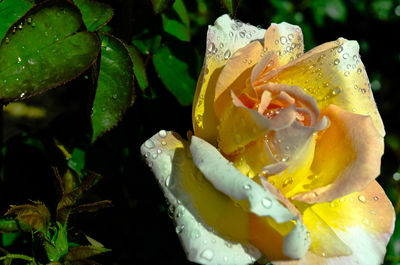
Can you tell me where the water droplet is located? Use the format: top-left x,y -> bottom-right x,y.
274,40 -> 279,45
168,205 -> 175,218
330,201 -> 338,208
322,252 -> 326,257
357,68 -> 362,74
261,198 -> 272,208
207,42 -> 215,53
200,249 -> 214,261
31,22 -> 36,27
332,87 -> 341,95
165,175 -> 171,187
334,59 -> 340,65
246,32 -> 252,39
239,31 -> 245,38
17,57 -> 21,63
229,31 -> 234,37
373,196 -> 379,201
343,53 -> 349,59
312,192 -> 318,197
362,218 -> 370,225
158,130 -> 167,138
176,225 -> 184,234
358,195 -> 366,203
280,36 -> 287,44
283,177 -> 293,187
288,34 -> 294,40
12,26 -> 16,34
225,241 -> 232,248
371,210 -> 377,215
161,140 -> 167,146
281,156 -> 288,162
219,43 -> 224,49
339,197 -> 345,202
152,153 -> 158,159
243,184 -> 252,190
112,93 -> 118,100
18,23 -> 23,30
231,24 -> 238,31
20,92 -> 25,98
224,49 -> 231,60
5,37 -> 9,44
27,17 -> 32,24
360,88 -> 366,94
344,71 -> 350,76
306,231 -> 311,238
191,229 -> 200,239
144,139 -> 155,149
337,46 -> 343,53
157,149 -> 162,154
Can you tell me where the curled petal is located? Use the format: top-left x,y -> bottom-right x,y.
193,14 -> 266,143
292,104 -> 383,203
264,38 -> 384,136
141,131 -> 261,265
275,181 -> 395,265
190,136 -> 311,260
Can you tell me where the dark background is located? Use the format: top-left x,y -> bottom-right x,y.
1,0 -> 400,264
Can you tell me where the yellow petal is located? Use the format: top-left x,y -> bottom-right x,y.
264,22 -> 304,66
265,38 -> 384,136
193,15 -> 266,144
292,104 -> 384,203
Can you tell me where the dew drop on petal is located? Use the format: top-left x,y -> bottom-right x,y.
243,184 -> 252,190
229,31 -> 234,37
280,36 -> 287,44
373,196 -> 379,201
343,53 -> 349,59
358,195 -> 366,203
200,249 -> 214,261
224,49 -> 231,60
337,46 -> 343,53
334,59 -> 340,65
239,31 -> 245,38
176,225 -> 184,234
344,71 -> 350,76
144,139 -> 155,149
261,198 -> 272,209
158,130 -> 167,138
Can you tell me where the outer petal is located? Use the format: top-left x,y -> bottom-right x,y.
264,38 -> 384,136
292,104 -> 384,203
141,130 -> 261,265
275,181 -> 395,265
264,22 -> 304,66
193,14 -> 266,144
190,136 -> 311,260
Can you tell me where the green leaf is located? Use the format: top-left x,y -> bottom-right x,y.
152,45 -> 196,105
151,0 -> 175,14
0,0 -> 33,42
91,34 -> 135,142
221,0 -> 240,15
126,44 -> 148,91
372,0 -> 394,20
0,219 -> 31,233
161,0 -> 190,41
44,222 -> 68,262
310,0 -> 347,26
1,232 -> 20,247
0,0 -> 100,102
67,148 -> 85,175
73,0 -> 114,31
5,201 -> 51,232
64,245 -> 110,261
132,34 -> 161,55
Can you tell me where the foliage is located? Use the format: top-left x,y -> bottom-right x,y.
0,0 -> 399,264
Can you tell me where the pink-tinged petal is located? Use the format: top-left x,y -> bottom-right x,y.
264,22 -> 304,66
292,104 -> 383,203
214,41 -> 264,119
193,15 -> 266,145
275,181 -> 395,265
251,51 -> 280,85
258,90 -> 272,114
264,38 -> 384,137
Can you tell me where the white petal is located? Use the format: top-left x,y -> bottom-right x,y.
190,136 -> 311,259
140,131 -> 261,265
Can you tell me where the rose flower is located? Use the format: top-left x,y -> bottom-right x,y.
141,15 -> 395,265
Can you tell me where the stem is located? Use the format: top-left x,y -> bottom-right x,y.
0,253 -> 35,261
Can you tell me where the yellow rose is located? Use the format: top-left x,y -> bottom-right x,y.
141,15 -> 395,265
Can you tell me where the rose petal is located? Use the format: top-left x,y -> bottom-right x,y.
264,22 -> 304,66
292,104 -> 383,203
190,136 -> 311,259
264,38 -> 384,136
193,14 -> 266,144
141,130 -> 261,265
275,181 -> 395,265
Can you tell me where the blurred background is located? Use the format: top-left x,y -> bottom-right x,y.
1,0 -> 400,264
